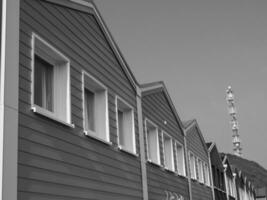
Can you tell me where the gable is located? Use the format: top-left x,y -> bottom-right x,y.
210,145 -> 224,170
34,0 -> 137,93
142,90 -> 183,141
186,126 -> 209,162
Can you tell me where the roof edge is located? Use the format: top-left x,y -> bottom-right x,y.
45,0 -> 139,91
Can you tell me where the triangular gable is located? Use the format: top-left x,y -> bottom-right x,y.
184,119 -> 209,155
208,142 -> 224,170
222,154 -> 234,177
141,81 -> 184,135
45,0 -> 138,91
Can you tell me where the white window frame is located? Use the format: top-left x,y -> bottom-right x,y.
162,132 -> 175,171
145,118 -> 160,165
31,33 -> 73,127
204,163 -> 211,186
175,140 -> 186,176
115,95 -> 136,154
82,70 -> 110,144
189,151 -> 197,179
197,158 -> 204,183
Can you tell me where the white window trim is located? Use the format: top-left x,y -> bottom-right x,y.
175,140 -> 186,176
145,118 -> 160,165
31,33 -> 74,128
197,158 -> 204,183
162,131 -> 175,172
115,95 -> 136,155
189,151 -> 197,180
82,70 -> 110,143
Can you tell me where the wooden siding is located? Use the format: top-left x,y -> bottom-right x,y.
186,126 -> 213,200
147,165 -> 189,200
18,0 -> 142,199
186,126 -> 208,163
142,90 -> 189,200
191,181 -> 213,200
210,146 -> 226,200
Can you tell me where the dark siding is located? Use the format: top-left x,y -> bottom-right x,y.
187,126 -> 208,163
142,91 -> 189,200
191,181 -> 213,200
186,126 -> 213,200
210,147 -> 227,200
147,165 -> 189,200
18,0 -> 142,199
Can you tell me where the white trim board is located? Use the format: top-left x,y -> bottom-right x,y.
0,0 -> 20,199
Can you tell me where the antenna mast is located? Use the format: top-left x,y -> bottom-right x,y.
226,86 -> 242,156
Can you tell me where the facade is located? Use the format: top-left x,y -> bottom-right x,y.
184,120 -> 213,200
0,0 -> 259,200
141,82 -> 190,200
1,0 -> 145,199
207,143 -> 228,200
232,168 -> 256,200
222,155 -> 237,200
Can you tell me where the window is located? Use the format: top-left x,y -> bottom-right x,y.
163,133 -> 174,171
189,152 -> 196,179
116,96 -> 135,153
32,34 -> 71,125
34,55 -> 53,112
175,141 -> 185,176
198,159 -> 204,183
83,71 -> 109,142
145,119 -> 160,164
204,163 -> 210,186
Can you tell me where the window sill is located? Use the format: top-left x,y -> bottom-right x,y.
84,130 -> 112,146
147,159 -> 161,167
164,167 -> 176,173
118,145 -> 139,157
31,106 -> 75,128
191,177 -> 198,182
175,172 -> 187,178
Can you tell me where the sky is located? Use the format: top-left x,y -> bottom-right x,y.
95,0 -> 267,169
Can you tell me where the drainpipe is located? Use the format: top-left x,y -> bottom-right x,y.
136,87 -> 148,200
183,128 -> 192,200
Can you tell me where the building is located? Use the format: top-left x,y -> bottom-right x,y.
184,119 -> 213,200
1,0 -> 145,199
141,82 -> 190,200
0,0 -> 259,200
221,154 -> 237,200
207,143 -> 228,200
232,168 -> 256,200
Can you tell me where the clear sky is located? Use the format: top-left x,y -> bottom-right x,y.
95,0 -> 267,169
